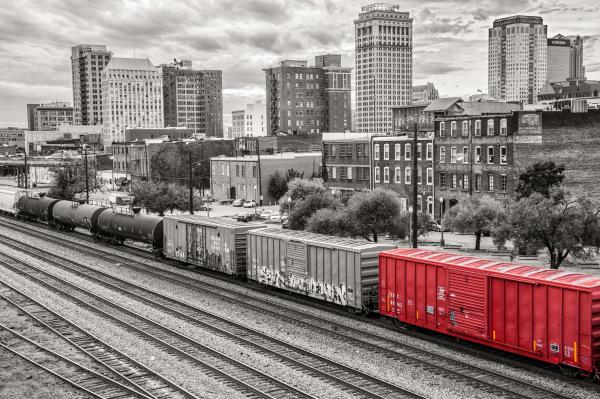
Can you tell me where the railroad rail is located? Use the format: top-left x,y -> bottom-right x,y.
0,217 -> 591,399
0,322 -> 151,399
0,279 -> 196,399
0,253 -> 316,399
0,235 -> 424,399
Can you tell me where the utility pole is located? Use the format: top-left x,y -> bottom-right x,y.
189,150 -> 194,215
84,147 -> 89,204
24,150 -> 28,190
255,138 -> 262,206
412,123 -> 418,249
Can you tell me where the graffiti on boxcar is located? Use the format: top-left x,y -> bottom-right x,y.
258,266 -> 349,306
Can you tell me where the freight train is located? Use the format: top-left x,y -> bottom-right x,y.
1,188 -> 599,378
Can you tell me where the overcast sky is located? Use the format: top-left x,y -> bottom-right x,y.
1,0 -> 598,128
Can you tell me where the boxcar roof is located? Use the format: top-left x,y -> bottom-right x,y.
250,228 -> 396,252
383,248 -> 600,289
164,214 -> 264,228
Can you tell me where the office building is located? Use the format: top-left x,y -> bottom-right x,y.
71,44 -> 112,125
162,60 -> 223,137
488,15 -> 547,104
101,58 -> 164,148
355,4 -> 413,133
0,128 -> 25,149
547,34 -> 585,83
244,100 -> 267,137
412,83 -> 439,105
27,102 -> 73,131
231,110 -> 245,138
264,55 -> 351,135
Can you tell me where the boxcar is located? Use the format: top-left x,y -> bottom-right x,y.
52,200 -> 107,232
379,248 -> 600,377
247,229 -> 395,310
97,208 -> 163,251
16,194 -> 60,221
0,188 -> 23,215
163,215 -> 263,275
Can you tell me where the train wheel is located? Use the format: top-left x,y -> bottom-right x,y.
559,364 -> 580,378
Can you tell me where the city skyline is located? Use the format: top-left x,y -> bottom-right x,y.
0,0 -> 599,127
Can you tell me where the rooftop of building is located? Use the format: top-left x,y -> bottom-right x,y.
211,151 -> 322,162
423,97 -> 521,115
358,3 -> 410,18
492,15 -> 544,27
104,57 -> 157,71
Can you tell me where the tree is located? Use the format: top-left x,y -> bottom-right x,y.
493,189 -> 600,269
131,181 -> 199,216
345,189 -> 404,242
287,192 -> 339,231
285,177 -> 326,203
515,161 -> 565,199
306,208 -> 349,236
267,172 -> 288,202
443,196 -> 504,250
48,162 -> 100,201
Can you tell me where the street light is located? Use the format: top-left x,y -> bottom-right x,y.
439,196 -> 445,247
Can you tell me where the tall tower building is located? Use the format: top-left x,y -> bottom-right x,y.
547,34 -> 585,83
162,60 -> 223,137
354,4 -> 413,133
71,44 -> 112,125
101,58 -> 163,147
488,15 -> 547,104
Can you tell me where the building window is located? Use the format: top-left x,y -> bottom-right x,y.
439,172 -> 446,189
450,121 -> 457,136
439,121 -> 446,137
451,174 -> 457,189
332,166 -> 337,179
383,144 -> 389,160
475,146 -> 482,163
383,167 -> 390,183
501,174 -> 508,192
417,143 -> 422,160
475,174 -> 482,191
461,120 -> 469,137
475,120 -> 481,136
374,144 -> 380,160
488,174 -> 495,191
374,167 -> 380,183
500,146 -> 507,164
426,168 -> 433,185
405,144 -> 411,160
426,143 -> 433,160
340,167 -> 347,180
394,144 -> 401,160
252,166 -> 257,177
427,196 -> 434,215
487,146 -> 494,164
500,118 -> 507,135
417,195 -> 422,212
487,119 -> 494,135
462,146 -> 468,164
405,167 -> 411,184
221,164 -> 225,176
462,174 -> 469,191
394,167 -> 401,183
439,147 -> 446,163
450,146 -> 457,163
347,167 -> 352,180
331,145 -> 336,156
417,168 -> 422,184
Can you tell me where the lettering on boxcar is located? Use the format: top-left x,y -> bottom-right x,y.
437,286 -> 446,301
258,266 -> 349,306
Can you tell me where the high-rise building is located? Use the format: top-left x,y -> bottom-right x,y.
27,102 -> 73,131
162,60 -> 223,137
412,83 -> 439,105
355,4 -> 413,133
231,110 -> 245,138
547,34 -> 585,83
244,100 -> 267,137
101,58 -> 163,147
488,15 -> 547,104
264,55 -> 351,135
71,44 -> 112,125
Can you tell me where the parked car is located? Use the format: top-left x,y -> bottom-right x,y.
429,220 -> 442,232
232,199 -> 245,207
236,212 -> 255,222
281,219 -> 289,229
243,200 -> 257,208
266,214 -> 281,224
259,209 -> 273,219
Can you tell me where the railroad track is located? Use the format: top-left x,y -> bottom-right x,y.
0,235 -> 424,399
0,217 -> 590,399
0,253 -> 316,399
0,322 -> 151,399
0,279 -> 196,399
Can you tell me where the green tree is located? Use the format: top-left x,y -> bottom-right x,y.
267,172 -> 288,202
493,189 -> 600,269
515,161 -> 565,199
443,196 -> 504,250
287,192 -> 339,230
306,208 -> 349,236
131,181 -> 199,216
345,189 -> 404,242
48,162 -> 100,201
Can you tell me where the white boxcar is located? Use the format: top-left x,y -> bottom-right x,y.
0,188 -> 24,215
247,228 -> 395,310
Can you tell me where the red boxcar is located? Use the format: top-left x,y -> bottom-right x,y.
379,248 -> 600,377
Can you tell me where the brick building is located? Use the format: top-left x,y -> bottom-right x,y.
322,132 -> 373,192
27,102 -> 73,131
210,152 -> 322,205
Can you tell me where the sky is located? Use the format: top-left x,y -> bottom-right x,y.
1,0 -> 599,128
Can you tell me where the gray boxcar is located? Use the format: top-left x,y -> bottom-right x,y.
247,229 -> 395,310
163,215 -> 263,276
0,188 -> 23,215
